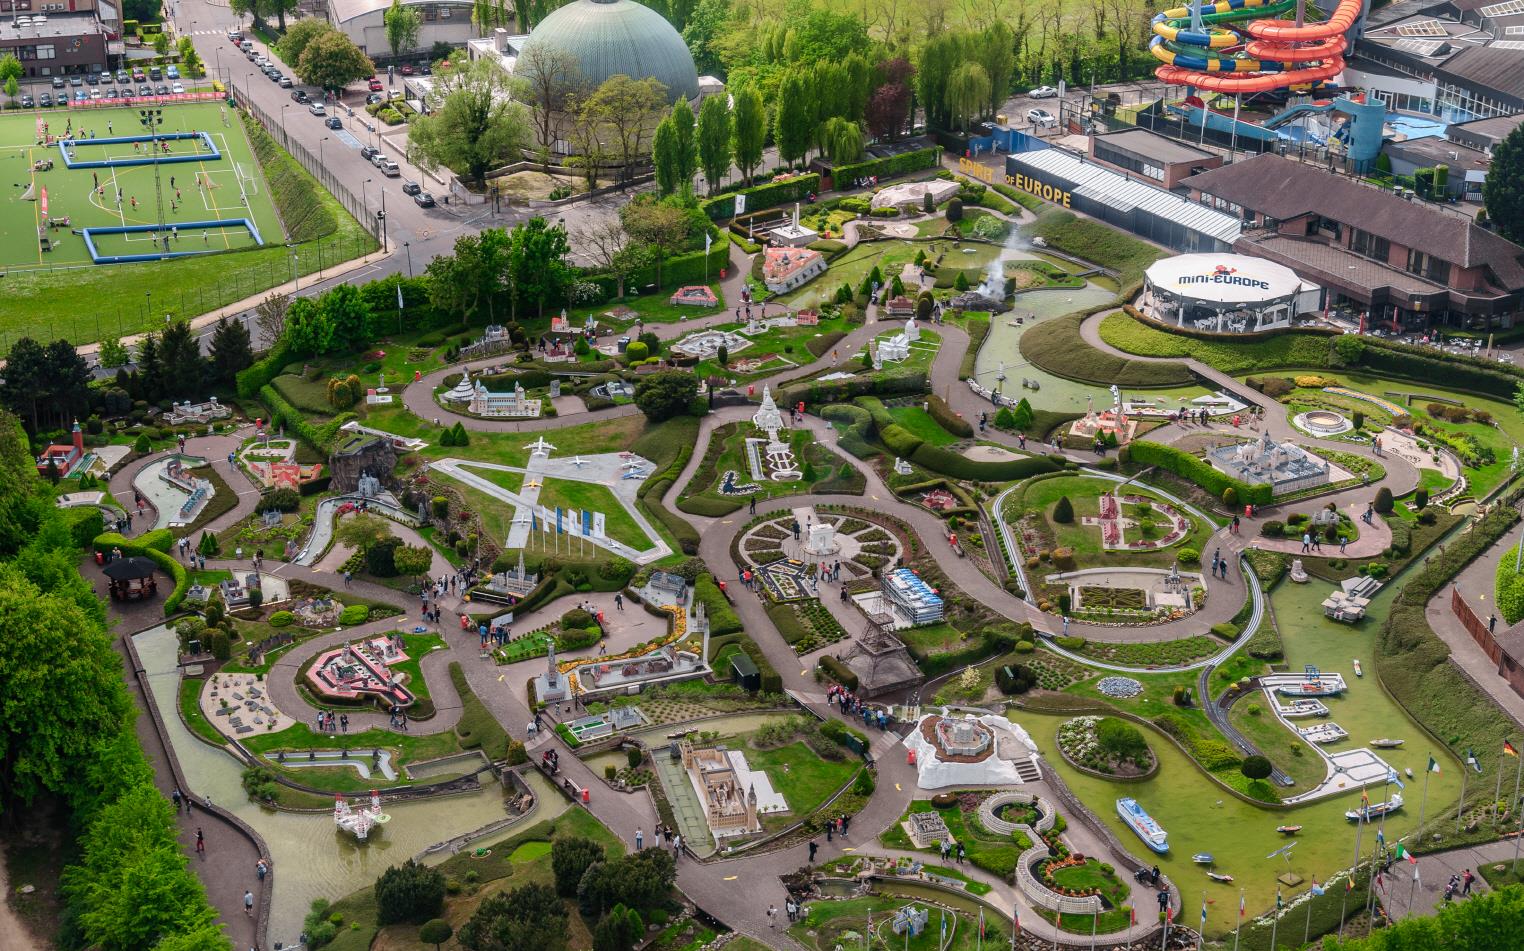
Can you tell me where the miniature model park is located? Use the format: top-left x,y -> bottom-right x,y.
10,0 -> 1524,949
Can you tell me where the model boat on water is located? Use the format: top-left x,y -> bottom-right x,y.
1346,794 -> 1404,822
1276,825 -> 1302,835
1370,738 -> 1405,748
1208,872 -> 1235,883
1192,853 -> 1214,864
1118,798 -> 1169,854
1353,660 -> 1363,677
1277,680 -> 1344,698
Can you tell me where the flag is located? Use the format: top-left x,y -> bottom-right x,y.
1361,788 -> 1370,805
1428,755 -> 1441,774
1345,877 -> 1354,892
556,507 -> 564,534
1414,863 -> 1421,883
1375,872 -> 1386,895
1467,748 -> 1482,772
1506,740 -> 1519,758
1376,828 -> 1385,849
705,231 -> 712,254
1395,843 -> 1417,864
940,910 -> 947,942
1311,879 -> 1326,896
396,282 -> 404,310
1014,907 -> 1021,934
1166,905 -> 1174,924
39,186 -> 47,217
1276,890 -> 1284,911
978,907 -> 985,937
1200,895 -> 1207,927
1238,893 -> 1245,919
1129,906 -> 1136,927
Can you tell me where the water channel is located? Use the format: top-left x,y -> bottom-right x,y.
135,624 -> 520,948
1010,575 -> 1463,934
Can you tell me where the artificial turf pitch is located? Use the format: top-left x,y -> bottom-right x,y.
0,102 -> 284,268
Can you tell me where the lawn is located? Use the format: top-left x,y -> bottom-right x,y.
742,737 -> 861,826
1005,474 -> 1210,570
685,315 -> 855,380
888,406 -> 961,447
778,239 -> 941,309
1025,206 -> 1166,288
791,896 -> 1012,951
1097,313 -> 1338,373
1072,635 -> 1224,668
388,632 -> 447,704
896,622 -> 970,655
678,421 -> 859,515
0,103 -> 376,347
564,283 -> 728,328
1022,314 -> 1195,387
879,798 -> 1027,879
1227,700 -> 1330,791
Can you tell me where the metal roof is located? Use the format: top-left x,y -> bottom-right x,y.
1008,148 -> 1243,245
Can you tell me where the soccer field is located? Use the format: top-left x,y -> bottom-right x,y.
0,102 -> 284,269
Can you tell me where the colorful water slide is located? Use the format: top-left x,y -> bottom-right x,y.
1150,0 -> 1365,93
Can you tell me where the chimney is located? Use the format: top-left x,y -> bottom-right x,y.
494,27 -> 508,53
72,419 -> 83,454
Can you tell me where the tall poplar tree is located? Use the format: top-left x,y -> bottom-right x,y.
695,95 -> 732,195
731,84 -> 765,185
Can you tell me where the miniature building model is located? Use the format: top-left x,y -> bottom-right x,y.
1207,431 -> 1330,497
768,203 -> 819,248
329,435 -> 398,494
163,398 -> 232,426
762,245 -> 827,293
877,317 -> 921,363
466,378 -> 543,419
35,420 -> 86,476
882,567 -> 944,626
884,295 -> 917,318
1069,385 -> 1138,445
669,285 -> 720,307
677,739 -> 789,837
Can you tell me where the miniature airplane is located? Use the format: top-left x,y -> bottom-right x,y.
527,437 -> 555,457
524,479 -> 543,490
620,459 -> 645,470
570,456 -> 588,469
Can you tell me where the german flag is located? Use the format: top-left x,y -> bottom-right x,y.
1506,741 -> 1519,758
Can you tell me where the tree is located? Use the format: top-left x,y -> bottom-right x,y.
458,882 -> 567,951
3,76 -> 16,105
514,43 -> 579,168
670,101 -> 696,188
572,218 -> 650,300
552,837 -> 606,896
1095,718 -> 1149,764
157,321 -> 207,401
820,117 -> 864,165
337,513 -> 393,553
576,847 -> 676,918
592,905 -> 644,951
774,72 -> 812,168
393,545 -> 433,577
255,292 -> 291,348
945,61 -> 991,130
385,0 -> 423,56
408,59 -> 530,187
153,31 -> 171,56
0,337 -> 92,432
620,197 -> 691,288
181,43 -> 203,77
1485,122 -> 1524,243
209,317 -> 254,384
1052,495 -> 1074,523
976,22 -> 1016,114
507,217 -> 572,319
297,30 -> 375,93
652,111 -> 683,196
0,56 -> 22,100
1240,755 -> 1273,780
581,75 -> 668,184
1374,486 -> 1394,514
634,369 -> 698,422
374,859 -> 446,925
1012,397 -> 1035,431
419,919 -> 453,951
319,283 -> 374,352
730,84 -> 765,185
98,338 -> 130,369
695,95 -> 731,196
279,18 -> 333,68
426,227 -> 513,324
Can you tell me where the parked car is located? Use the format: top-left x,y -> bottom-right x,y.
19,95 -> 32,108
69,75 -> 83,86
139,84 -> 153,96
73,89 -> 87,101
132,68 -> 146,81
1026,107 -> 1057,127
172,82 -> 185,94
366,92 -> 384,104
400,63 -> 414,75
379,159 -> 400,177
401,180 -> 421,196
85,72 -> 99,84
413,192 -> 436,208
308,102 -> 326,116
167,65 -> 180,80
278,76 -> 293,88
369,152 -> 388,168
291,89 -> 310,103
50,77 -> 64,88
155,84 -> 170,95
149,67 -> 162,81
89,89 -> 101,100
324,116 -> 342,129
368,79 -> 384,92
1029,85 -> 1058,99
359,145 -> 379,161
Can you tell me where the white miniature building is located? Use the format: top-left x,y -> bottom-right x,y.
878,318 -> 921,364
762,246 -> 827,293
768,202 -> 818,248
753,385 -> 785,432
468,379 -> 543,419
442,373 -> 477,404
1208,431 -> 1330,497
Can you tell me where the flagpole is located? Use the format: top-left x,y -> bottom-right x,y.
1512,748 -> 1524,833
1406,854 -> 1419,920
1305,884 -> 1316,944
1091,905 -> 1098,951
1369,780 -> 1391,919
1459,755 -> 1469,835
1496,753 -> 1508,824
1268,892 -> 1279,951
1232,888 -> 1243,951
1417,754 -> 1433,834
1339,802 -> 1365,938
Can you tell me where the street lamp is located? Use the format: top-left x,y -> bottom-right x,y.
376,210 -> 387,253
362,178 -> 372,216
404,241 -> 412,278
280,103 -> 288,136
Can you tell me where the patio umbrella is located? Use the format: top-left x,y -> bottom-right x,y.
102,556 -> 158,581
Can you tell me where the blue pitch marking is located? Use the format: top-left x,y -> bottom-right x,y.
58,131 -> 223,169
80,217 -> 265,264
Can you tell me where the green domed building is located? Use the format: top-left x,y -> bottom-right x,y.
516,0 -> 700,103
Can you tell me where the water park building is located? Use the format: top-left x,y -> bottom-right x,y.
1141,254 -> 1320,331
1181,154 -> 1524,329
1089,129 -> 1222,191
1352,0 -> 1524,120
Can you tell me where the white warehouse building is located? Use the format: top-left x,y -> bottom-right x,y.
326,0 -> 477,57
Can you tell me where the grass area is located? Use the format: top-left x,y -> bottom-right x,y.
896,622 -> 971,655
686,315 -> 854,380
1072,635 -> 1223,668
1025,206 -> 1166,288
323,806 -> 622,951
1046,857 -> 1129,909
888,406 -> 962,447
187,568 -> 233,587
1097,313 -> 1337,373
565,284 -> 727,328
1033,906 -> 1133,935
1227,700 -> 1328,791
0,103 -> 376,348
1005,474 -> 1211,571
179,677 -> 226,746
366,405 -> 648,470
880,799 -> 1026,879
791,895 -> 1011,951
743,737 -> 860,828
1021,313 -> 1194,387
678,421 -> 860,515
388,632 -> 447,703
517,475 -> 650,551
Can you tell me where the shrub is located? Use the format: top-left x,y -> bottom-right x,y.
338,604 -> 369,625
1178,547 -> 1200,565
374,859 -> 446,925
1261,520 -> 1284,538
1052,495 -> 1074,524
1374,486 -> 1394,514
552,837 -> 606,897
133,433 -> 151,454
946,197 -> 964,222
1240,755 -> 1273,780
418,919 -> 453,950
1414,488 -> 1429,510
269,610 -> 295,627
1130,440 -> 1271,506
263,487 -> 301,512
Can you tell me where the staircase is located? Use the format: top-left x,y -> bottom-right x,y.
1014,756 -> 1043,783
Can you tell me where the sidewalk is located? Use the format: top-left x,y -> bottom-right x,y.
1424,527 -> 1524,730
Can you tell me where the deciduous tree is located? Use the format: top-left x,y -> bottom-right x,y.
384,0 -> 423,56
278,18 -> 333,67
514,43 -> 580,168
695,94 -> 731,195
297,30 -> 374,92
580,75 -> 668,184
408,59 -> 530,187
1486,122 -> 1524,243
634,369 -> 699,422
730,83 -> 765,185
773,72 -> 812,168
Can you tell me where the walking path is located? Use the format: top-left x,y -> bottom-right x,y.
1377,838 -> 1519,919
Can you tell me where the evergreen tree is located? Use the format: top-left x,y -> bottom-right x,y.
652,112 -> 682,196
1053,495 -> 1074,523
209,316 -> 254,384
1485,122 -> 1524,243
774,73 -> 812,168
695,95 -> 731,196
731,84 -> 765,185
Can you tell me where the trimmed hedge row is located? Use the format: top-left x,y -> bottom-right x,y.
1356,336 -> 1523,401
910,623 -> 1027,677
926,394 -> 973,438
832,147 -> 943,186
821,404 -> 875,459
1127,440 -> 1272,506
819,654 -> 859,690
237,338 -> 295,400
854,396 -> 1060,481
62,506 -> 105,550
778,370 -> 926,410
703,174 -> 822,221
958,315 -> 990,381
260,384 -> 355,453
94,530 -> 188,616
693,573 -> 742,636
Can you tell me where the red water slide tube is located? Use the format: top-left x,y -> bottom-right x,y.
1155,0 -> 1363,93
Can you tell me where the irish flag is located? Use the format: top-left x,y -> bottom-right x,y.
1428,755 -> 1441,774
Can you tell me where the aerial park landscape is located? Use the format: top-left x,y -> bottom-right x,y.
6,0 -> 1524,948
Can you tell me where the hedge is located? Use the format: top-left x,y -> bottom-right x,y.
260,384 -> 356,453
832,147 -> 943,186
449,662 -> 512,761
819,654 -> 859,690
702,174 -> 822,220
1355,337 -> 1523,400
908,443 -> 1059,481
62,506 -> 106,550
236,338 -> 295,399
926,394 -> 973,438
778,370 -> 926,411
693,573 -> 742,636
957,315 -> 990,381
1127,440 -> 1272,506
821,404 -> 875,459
1120,304 -> 1341,346
583,230 -> 733,297
910,623 -> 1027,677
94,530 -> 189,616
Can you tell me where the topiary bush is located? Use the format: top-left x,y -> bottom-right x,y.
1052,495 -> 1074,524
1374,486 -> 1394,514
269,610 -> 295,627
338,604 -> 369,625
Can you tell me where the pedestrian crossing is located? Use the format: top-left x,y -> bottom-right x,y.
187,28 -> 225,35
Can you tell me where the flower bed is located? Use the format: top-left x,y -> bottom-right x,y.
1055,715 -> 1156,778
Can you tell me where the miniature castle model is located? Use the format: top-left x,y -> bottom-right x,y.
163,397 -> 231,426
1069,384 -> 1139,445
1208,431 -> 1331,496
334,791 -> 386,841
762,244 -> 827,293
678,739 -> 788,838
465,376 -> 543,419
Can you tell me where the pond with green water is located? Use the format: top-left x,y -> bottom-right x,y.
1016,577 -> 1462,935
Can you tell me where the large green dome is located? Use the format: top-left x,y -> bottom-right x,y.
519,0 -> 699,103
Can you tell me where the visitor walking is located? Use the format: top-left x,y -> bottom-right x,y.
672,834 -> 681,859
195,828 -> 205,857
767,905 -> 777,929
808,840 -> 818,863
171,788 -> 182,811
635,827 -> 644,850
256,859 -> 268,882
244,891 -> 254,916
